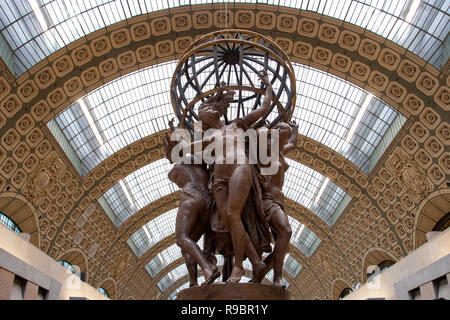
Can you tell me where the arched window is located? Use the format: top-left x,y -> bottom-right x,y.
97,287 -> 109,298
432,213 -> 450,232
0,212 -> 21,233
338,288 -> 352,300
58,260 -> 76,274
367,260 -> 395,281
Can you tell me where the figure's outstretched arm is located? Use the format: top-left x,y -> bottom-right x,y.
242,70 -> 272,126
167,117 -> 189,148
282,120 -> 298,154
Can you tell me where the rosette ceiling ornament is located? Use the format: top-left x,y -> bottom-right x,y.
171,29 -> 296,132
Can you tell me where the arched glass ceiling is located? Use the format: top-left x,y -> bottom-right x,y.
128,208 -> 177,257
53,61 -> 176,177
292,67 -> 404,174
1,0 -> 448,76
100,159 -> 178,227
288,216 -> 321,257
52,61 -> 403,178
284,159 -> 347,226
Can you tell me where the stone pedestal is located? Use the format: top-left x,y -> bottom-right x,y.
177,282 -> 291,300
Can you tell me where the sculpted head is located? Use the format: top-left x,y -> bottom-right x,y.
198,103 -> 221,126
274,122 -> 292,144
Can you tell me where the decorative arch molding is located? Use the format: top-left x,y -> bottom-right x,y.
331,278 -> 352,300
361,247 -> 397,283
414,189 -> 450,249
0,191 -> 40,247
97,277 -> 117,300
57,247 -> 90,282
0,6 -> 447,142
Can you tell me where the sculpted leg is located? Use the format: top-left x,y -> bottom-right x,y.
191,224 -> 221,285
269,209 -> 292,288
225,165 -> 256,283
243,231 -> 266,283
182,250 -> 198,287
176,200 -> 218,284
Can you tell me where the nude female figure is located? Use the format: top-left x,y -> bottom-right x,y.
163,121 -> 220,286
190,71 -> 273,283
258,120 -> 298,287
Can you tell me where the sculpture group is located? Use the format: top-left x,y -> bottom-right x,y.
164,71 -> 298,288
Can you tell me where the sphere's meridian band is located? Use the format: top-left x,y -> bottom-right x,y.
171,29 -> 296,131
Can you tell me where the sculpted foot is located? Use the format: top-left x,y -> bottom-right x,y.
226,266 -> 245,283
252,262 -> 267,283
189,281 -> 198,287
203,265 -> 220,284
273,276 -> 286,289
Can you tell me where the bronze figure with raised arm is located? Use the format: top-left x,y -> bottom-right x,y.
163,119 -> 220,286
257,120 -> 298,288
189,70 -> 274,283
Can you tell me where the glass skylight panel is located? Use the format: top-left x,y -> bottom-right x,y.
145,243 -> 183,278
284,159 -> 347,225
288,216 -> 320,257
128,208 -> 178,257
53,62 -> 176,176
284,254 -> 302,278
1,0 -> 447,75
157,264 -> 188,292
102,159 -> 178,227
292,63 -> 400,174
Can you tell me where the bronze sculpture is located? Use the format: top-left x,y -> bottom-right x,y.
166,69 -> 295,288
166,29 -> 298,292
163,123 -> 220,286
257,120 -> 298,287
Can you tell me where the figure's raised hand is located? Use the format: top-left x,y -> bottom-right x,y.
258,70 -> 270,87
289,119 -> 298,132
168,117 -> 176,131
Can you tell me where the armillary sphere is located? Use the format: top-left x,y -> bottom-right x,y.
171,29 -> 296,133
